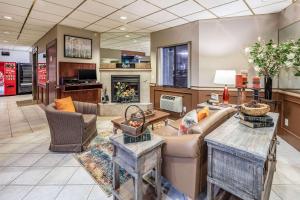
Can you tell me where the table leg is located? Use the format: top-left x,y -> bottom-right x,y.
113,126 -> 118,135
113,161 -> 120,200
134,173 -> 143,200
207,181 -> 214,200
155,150 -> 162,200
152,124 -> 154,130
164,119 -> 168,126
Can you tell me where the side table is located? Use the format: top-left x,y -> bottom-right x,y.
109,132 -> 164,200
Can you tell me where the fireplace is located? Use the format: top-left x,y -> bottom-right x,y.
111,75 -> 140,103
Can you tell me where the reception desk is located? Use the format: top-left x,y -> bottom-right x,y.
57,83 -> 102,104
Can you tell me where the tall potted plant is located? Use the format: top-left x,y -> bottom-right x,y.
245,39 -> 282,100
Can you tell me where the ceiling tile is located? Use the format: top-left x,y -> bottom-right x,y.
60,18 -> 90,28
122,0 -> 160,17
0,25 -> 20,32
245,0 -> 291,9
78,0 -> 116,16
26,17 -> 57,26
107,10 -> 140,23
128,18 -> 158,29
225,10 -> 252,17
194,0 -> 236,9
24,24 -> 51,32
0,3 -> 29,16
145,0 -> 185,8
94,0 -> 136,9
0,0 -> 34,9
162,18 -> 188,27
68,10 -> 101,23
108,24 -> 140,32
43,0 -> 84,8
253,1 -> 292,14
210,0 -> 249,17
183,10 -> 216,21
147,24 -> 169,31
0,12 -> 26,23
0,20 -> 22,29
29,10 -> 64,23
85,24 -> 112,32
145,10 -> 177,23
166,0 -> 205,17
33,0 -> 72,17
95,18 -> 124,29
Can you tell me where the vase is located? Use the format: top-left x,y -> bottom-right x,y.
264,76 -> 272,100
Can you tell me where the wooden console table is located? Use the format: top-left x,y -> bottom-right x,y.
57,83 -> 102,104
110,133 -> 164,200
205,112 -> 279,200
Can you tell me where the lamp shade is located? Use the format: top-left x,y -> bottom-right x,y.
214,70 -> 236,85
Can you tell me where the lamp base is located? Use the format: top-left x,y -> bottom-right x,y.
223,86 -> 229,104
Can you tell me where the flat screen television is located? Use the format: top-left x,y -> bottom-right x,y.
78,69 -> 96,80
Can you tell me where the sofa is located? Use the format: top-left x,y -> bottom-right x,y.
153,107 -> 236,199
45,101 -> 98,152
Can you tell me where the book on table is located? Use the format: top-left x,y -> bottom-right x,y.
239,119 -> 274,128
239,113 -> 274,123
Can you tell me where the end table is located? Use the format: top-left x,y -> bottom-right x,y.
109,132 -> 164,200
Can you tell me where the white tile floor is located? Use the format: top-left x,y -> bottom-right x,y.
0,95 -> 299,200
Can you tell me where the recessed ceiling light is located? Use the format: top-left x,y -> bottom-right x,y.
120,27 -> 126,31
3,16 -> 12,20
125,35 -> 130,38
120,16 -> 127,20
3,40 -> 8,43
133,40 -> 137,43
3,31 -> 10,34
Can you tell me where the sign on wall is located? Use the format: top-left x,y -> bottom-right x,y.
37,63 -> 47,86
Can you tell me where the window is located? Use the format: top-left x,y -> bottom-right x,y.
160,44 -> 189,88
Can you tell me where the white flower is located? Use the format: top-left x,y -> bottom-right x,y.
287,53 -> 295,60
245,47 -> 250,54
285,61 -> 293,68
248,59 -> 253,63
258,36 -> 261,42
272,44 -> 277,48
254,66 -> 260,72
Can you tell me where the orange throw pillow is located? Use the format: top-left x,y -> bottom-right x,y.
197,107 -> 209,121
55,96 -> 75,112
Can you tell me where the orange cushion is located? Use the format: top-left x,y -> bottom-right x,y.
55,96 -> 75,112
197,107 -> 209,121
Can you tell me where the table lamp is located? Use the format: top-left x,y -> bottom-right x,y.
214,70 -> 236,104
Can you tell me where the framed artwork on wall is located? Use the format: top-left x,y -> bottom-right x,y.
64,35 -> 92,59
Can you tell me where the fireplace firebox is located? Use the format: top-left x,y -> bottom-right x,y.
111,75 -> 140,103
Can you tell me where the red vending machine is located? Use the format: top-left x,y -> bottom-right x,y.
0,62 -> 17,96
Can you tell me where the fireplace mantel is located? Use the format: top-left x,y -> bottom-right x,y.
99,68 -> 152,72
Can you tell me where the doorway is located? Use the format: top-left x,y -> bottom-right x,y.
32,47 -> 38,100
46,39 -> 57,105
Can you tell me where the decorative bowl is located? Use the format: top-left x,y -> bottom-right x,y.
241,102 -> 270,116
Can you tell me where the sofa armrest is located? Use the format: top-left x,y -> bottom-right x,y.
73,101 -> 98,115
162,134 -> 201,158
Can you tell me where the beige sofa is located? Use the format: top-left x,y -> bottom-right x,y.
153,107 -> 236,200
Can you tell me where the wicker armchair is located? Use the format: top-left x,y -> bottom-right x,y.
45,101 -> 98,152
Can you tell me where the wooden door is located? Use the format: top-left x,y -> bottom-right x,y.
46,39 -> 57,105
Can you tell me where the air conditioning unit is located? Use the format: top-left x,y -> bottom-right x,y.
160,95 -> 183,113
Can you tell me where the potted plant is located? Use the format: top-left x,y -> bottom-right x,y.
245,39 -> 282,100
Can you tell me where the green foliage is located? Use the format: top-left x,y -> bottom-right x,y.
245,38 -> 300,77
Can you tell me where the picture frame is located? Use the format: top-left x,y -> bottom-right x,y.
64,35 -> 92,59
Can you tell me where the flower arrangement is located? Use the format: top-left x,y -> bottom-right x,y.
114,82 -> 136,102
280,39 -> 300,76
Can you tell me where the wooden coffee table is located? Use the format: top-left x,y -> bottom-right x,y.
111,110 -> 170,134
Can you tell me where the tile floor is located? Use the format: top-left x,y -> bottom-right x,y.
0,95 -> 299,200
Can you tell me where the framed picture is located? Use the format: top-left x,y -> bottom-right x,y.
64,35 -> 92,59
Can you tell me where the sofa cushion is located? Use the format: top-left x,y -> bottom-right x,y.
178,110 -> 198,135
82,114 -> 97,128
55,96 -> 75,112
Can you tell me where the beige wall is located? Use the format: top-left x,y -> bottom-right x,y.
150,21 -> 199,86
34,25 -> 57,54
100,48 -> 121,60
278,1 -> 300,89
56,25 -> 100,81
198,14 -> 279,88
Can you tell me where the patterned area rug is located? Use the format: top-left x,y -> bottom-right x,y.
76,119 -> 187,199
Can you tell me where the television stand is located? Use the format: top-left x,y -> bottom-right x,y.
57,83 -> 102,104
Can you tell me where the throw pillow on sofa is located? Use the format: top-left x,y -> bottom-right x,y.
178,110 -> 198,135
55,96 -> 76,112
197,106 -> 210,121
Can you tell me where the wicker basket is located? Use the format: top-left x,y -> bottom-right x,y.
241,103 -> 270,116
120,105 -> 149,137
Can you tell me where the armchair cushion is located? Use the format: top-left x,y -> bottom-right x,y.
83,114 -> 97,128
55,96 -> 75,112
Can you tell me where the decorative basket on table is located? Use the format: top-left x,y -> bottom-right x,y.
240,101 -> 270,116
120,105 -> 151,143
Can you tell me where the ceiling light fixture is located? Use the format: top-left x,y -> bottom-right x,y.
133,40 -> 137,43
3,40 -> 8,43
120,16 -> 127,20
3,16 -> 12,20
125,35 -> 130,38
120,27 -> 126,31
3,31 -> 10,34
